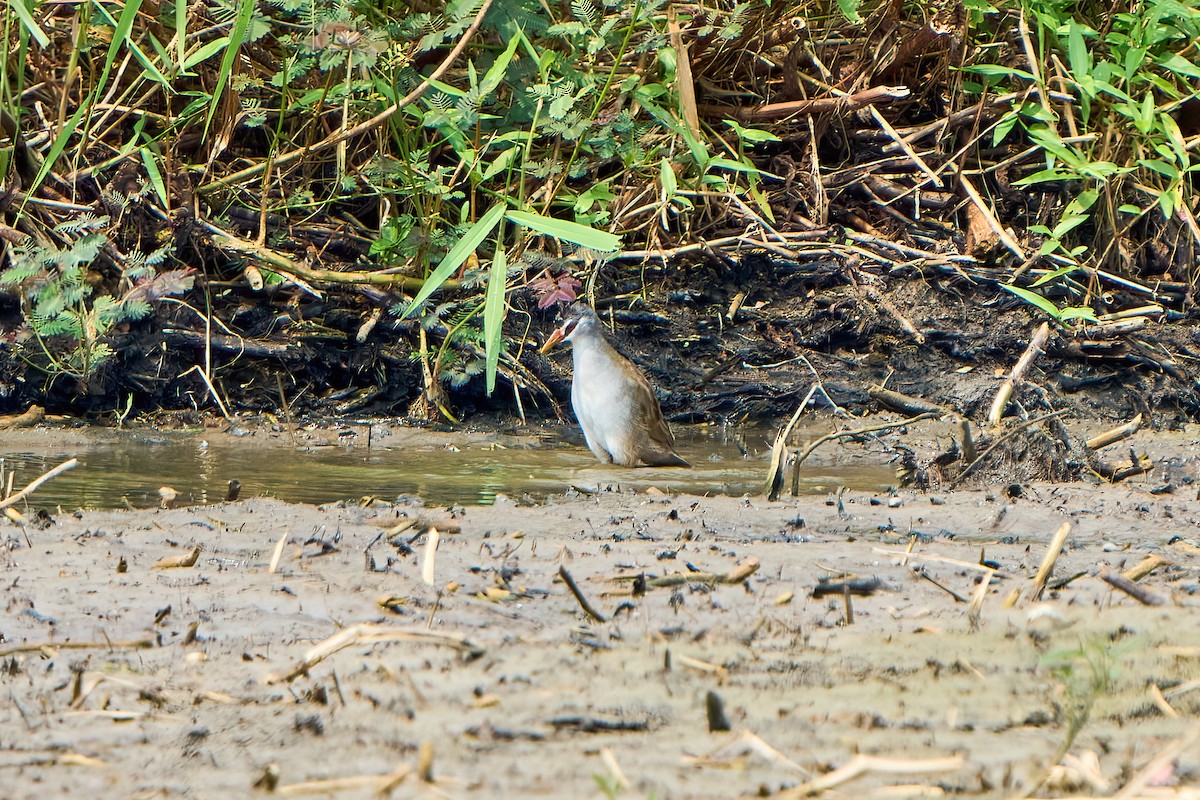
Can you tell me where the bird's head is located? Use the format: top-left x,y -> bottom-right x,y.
539,302 -> 597,354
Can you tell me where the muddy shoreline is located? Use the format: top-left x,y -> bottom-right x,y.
3,425 -> 1200,797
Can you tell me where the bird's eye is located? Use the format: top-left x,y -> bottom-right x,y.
563,318 -> 579,335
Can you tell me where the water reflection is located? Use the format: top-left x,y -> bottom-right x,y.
1,426 -> 895,509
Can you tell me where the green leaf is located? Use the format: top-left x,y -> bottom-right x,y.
1049,215 -> 1088,238
1079,160 -> 1127,180
1066,21 -> 1091,77
724,119 -> 781,144
1092,78 -> 1130,103
1136,92 -> 1156,133
1038,239 -> 1063,257
837,0 -> 862,24
1013,168 -> 1075,186
1160,112 -> 1188,166
183,37 -> 231,70
479,34 -> 521,96
680,125 -> 709,169
962,64 -> 1036,81
573,183 -> 615,215
993,112 -> 1019,146
505,210 -> 620,252
1000,284 -> 1062,320
430,79 -> 470,100
1157,53 -> 1200,80
1158,190 -> 1176,219
483,242 -> 507,395
660,157 -> 677,199
1062,189 -> 1099,217
402,204 -> 506,318
1058,306 -> 1098,322
708,156 -> 765,176
1026,125 -> 1076,162
140,147 -> 168,207
1030,264 -> 1082,287
1139,158 -> 1180,179
479,145 -> 520,182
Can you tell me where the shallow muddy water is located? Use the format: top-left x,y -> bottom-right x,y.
1,423 -> 895,509
3,418 -> 1199,799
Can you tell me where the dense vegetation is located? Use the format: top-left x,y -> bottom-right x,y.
1,0 -> 1198,419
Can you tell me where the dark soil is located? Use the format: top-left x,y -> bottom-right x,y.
4,251 -> 1198,428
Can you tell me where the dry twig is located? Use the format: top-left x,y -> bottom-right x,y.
988,322 -> 1050,426
559,565 -> 607,623
775,753 -> 965,797
1029,522 -> 1071,603
265,624 -> 482,684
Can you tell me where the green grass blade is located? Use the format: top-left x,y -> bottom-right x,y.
90,1 -> 170,87
27,102 -> 88,199
140,146 -> 168,207
174,0 -> 185,68
27,0 -> 144,195
8,0 -> 50,47
483,239 -> 507,395
205,0 -> 254,135
505,210 -> 620,252
402,203 -> 506,318
479,34 -> 520,95
97,0 -> 144,85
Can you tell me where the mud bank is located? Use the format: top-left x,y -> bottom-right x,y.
2,479 -> 1199,798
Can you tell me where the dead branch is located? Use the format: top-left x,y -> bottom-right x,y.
775,753 -> 965,797
784,411 -> 942,498
1095,565 -> 1169,606
646,557 -> 760,588
867,385 -> 949,416
697,85 -> 910,123
1086,414 -> 1143,450
988,322 -> 1050,426
0,405 -> 45,430
209,228 -> 460,292
559,565 -> 607,623
0,637 -> 154,658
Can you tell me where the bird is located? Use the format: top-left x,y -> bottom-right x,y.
540,302 -> 689,468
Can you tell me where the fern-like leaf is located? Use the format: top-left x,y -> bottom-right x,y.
571,0 -> 599,26
53,214 -> 109,236
34,311 -> 81,337
121,298 -> 153,321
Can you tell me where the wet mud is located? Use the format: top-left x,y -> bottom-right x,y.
2,427 -> 1199,798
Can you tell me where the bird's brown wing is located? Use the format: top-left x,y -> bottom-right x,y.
626,361 -> 690,468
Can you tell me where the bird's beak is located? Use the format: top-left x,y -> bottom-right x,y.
539,325 -> 567,354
